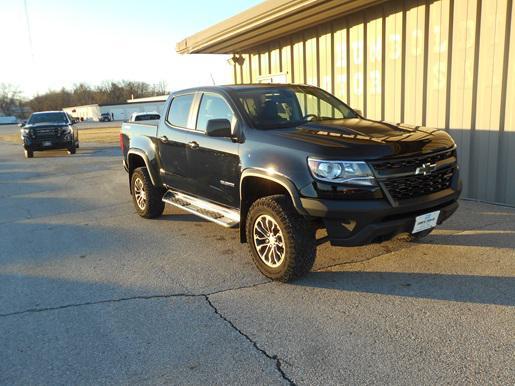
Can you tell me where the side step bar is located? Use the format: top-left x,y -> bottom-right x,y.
162,190 -> 240,228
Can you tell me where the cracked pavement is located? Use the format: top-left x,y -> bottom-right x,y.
0,137 -> 514,385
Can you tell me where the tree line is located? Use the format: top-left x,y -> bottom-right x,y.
0,81 -> 168,118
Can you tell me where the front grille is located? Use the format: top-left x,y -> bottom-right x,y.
34,128 -> 59,141
372,149 -> 456,174
370,148 -> 458,201
382,166 -> 455,200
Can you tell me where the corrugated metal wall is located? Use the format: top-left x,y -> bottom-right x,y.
233,0 -> 515,206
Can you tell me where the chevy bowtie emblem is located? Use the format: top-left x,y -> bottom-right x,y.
415,162 -> 437,175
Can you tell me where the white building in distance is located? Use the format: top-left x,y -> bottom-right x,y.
63,95 -> 168,121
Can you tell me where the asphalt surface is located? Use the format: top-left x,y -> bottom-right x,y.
0,140 -> 514,385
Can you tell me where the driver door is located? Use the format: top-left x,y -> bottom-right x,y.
186,92 -> 240,207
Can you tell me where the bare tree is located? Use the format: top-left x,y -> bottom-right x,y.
153,81 -> 168,95
0,83 -> 23,116
26,80 -> 170,113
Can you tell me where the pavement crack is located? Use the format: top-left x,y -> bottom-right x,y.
203,294 -> 295,386
315,244 -> 414,272
206,280 -> 272,297
0,281 -> 273,319
0,280 -> 294,383
0,293 -> 199,318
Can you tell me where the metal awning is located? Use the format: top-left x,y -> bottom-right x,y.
176,0 -> 386,54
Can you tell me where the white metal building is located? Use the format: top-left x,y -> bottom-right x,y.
63,95 -> 168,121
178,0 -> 515,206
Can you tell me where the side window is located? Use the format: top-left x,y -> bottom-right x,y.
167,94 -> 195,128
196,93 -> 234,132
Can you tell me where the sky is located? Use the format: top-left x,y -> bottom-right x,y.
0,0 -> 262,98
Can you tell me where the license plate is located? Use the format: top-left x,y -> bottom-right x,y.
412,210 -> 440,233
42,141 -> 52,147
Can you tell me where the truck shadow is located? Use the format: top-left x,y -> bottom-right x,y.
415,229 -> 515,249
295,271 -> 515,306
29,146 -> 120,159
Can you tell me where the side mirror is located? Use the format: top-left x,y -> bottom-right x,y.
354,109 -> 363,117
18,121 -> 26,128
206,119 -> 232,137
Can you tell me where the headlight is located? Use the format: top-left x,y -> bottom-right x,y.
60,127 -> 72,135
307,158 -> 376,186
21,128 -> 34,138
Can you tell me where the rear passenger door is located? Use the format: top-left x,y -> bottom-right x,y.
157,93 -> 198,193
187,92 -> 240,207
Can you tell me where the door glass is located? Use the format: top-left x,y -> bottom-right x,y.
167,94 -> 194,128
196,94 -> 234,132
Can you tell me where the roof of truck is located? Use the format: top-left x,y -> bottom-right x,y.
32,110 -> 66,114
173,83 -> 315,95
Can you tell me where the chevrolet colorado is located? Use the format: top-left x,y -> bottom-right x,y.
120,84 -> 461,281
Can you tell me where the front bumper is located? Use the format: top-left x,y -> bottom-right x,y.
24,137 -> 74,151
301,186 -> 461,247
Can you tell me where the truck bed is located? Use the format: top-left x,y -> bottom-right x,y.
121,120 -> 159,138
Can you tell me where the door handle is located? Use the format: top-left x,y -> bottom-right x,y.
159,135 -> 169,143
187,141 -> 199,149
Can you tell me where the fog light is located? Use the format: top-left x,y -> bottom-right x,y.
341,219 -> 356,232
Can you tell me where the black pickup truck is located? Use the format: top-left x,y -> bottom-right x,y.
120,84 -> 461,281
20,111 -> 79,158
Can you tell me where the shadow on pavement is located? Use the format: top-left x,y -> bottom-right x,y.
420,229 -> 515,249
26,146 -> 120,159
295,271 -> 515,306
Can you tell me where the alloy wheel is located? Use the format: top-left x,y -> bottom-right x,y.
253,214 -> 285,268
133,177 -> 147,210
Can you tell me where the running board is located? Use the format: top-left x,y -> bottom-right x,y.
162,190 -> 240,228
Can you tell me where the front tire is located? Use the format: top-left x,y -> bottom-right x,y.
67,146 -> 76,155
24,148 -> 34,158
246,194 -> 316,282
131,167 -> 165,219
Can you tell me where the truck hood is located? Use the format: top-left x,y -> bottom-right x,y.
266,118 -> 455,160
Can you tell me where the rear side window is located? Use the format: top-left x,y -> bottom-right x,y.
167,94 -> 194,128
135,114 -> 160,121
196,93 -> 234,132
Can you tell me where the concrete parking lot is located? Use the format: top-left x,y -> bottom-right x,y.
0,139 -> 514,385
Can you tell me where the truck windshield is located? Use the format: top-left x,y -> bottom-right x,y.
28,112 -> 68,125
234,86 -> 357,129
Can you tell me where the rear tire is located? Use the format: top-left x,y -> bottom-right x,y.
131,167 -> 165,219
67,147 -> 76,155
24,148 -> 33,158
246,194 -> 316,282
